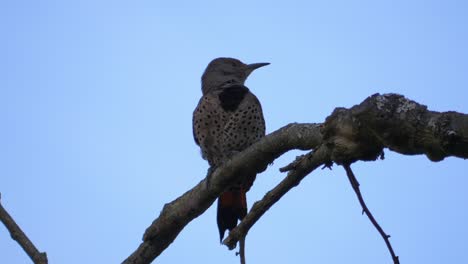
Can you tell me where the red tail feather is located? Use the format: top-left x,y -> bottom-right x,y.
217,188 -> 247,242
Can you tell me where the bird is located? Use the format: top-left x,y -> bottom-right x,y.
193,57 -> 269,242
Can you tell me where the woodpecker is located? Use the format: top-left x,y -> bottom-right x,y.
193,57 -> 269,242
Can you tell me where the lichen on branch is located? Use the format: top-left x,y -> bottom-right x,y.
322,93 -> 468,163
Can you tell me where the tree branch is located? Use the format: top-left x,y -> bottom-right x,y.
343,164 -> 399,264
237,237 -> 246,264
124,93 -> 468,263
223,146 -> 331,249
123,124 -> 322,264
321,93 -> 468,164
223,93 -> 467,258
0,193 -> 48,264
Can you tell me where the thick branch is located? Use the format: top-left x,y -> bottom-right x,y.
321,93 -> 468,164
125,93 -> 468,263
223,93 -> 467,257
123,124 -> 322,264
0,193 -> 48,264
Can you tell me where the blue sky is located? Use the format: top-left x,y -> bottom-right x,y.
1,1 -> 467,263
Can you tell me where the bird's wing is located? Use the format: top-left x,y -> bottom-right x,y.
193,92 -> 227,165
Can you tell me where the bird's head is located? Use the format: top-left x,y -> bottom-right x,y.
201,57 -> 269,94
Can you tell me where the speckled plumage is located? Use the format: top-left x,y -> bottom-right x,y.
193,85 -> 265,167
192,58 -> 269,242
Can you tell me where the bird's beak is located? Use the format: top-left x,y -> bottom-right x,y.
245,62 -> 270,75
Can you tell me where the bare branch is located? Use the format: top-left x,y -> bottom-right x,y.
124,93 -> 468,263
343,164 -> 399,264
223,146 -> 331,249
0,193 -> 48,264
321,93 -> 468,164
224,93 -> 468,258
123,124 -> 322,264
236,237 -> 246,264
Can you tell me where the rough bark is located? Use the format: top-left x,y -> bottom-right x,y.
223,93 -> 468,249
124,93 -> 468,264
321,93 -> 468,164
0,193 -> 48,264
223,145 -> 331,249
123,124 -> 322,264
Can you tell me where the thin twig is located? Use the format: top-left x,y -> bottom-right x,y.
342,164 -> 400,264
236,236 -> 246,264
0,193 -> 48,264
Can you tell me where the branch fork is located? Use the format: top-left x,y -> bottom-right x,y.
124,93 -> 468,264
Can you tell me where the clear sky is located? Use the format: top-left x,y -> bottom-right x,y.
1,1 -> 468,263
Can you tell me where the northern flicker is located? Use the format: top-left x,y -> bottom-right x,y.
193,57 -> 269,242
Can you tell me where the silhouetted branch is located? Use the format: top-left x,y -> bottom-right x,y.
0,193 -> 48,264
223,146 -> 331,249
123,124 -> 322,264
124,93 -> 468,264
320,93 -> 468,164
236,237 -> 246,264
343,164 -> 400,264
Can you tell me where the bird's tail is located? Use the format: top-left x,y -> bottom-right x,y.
217,187 -> 247,242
